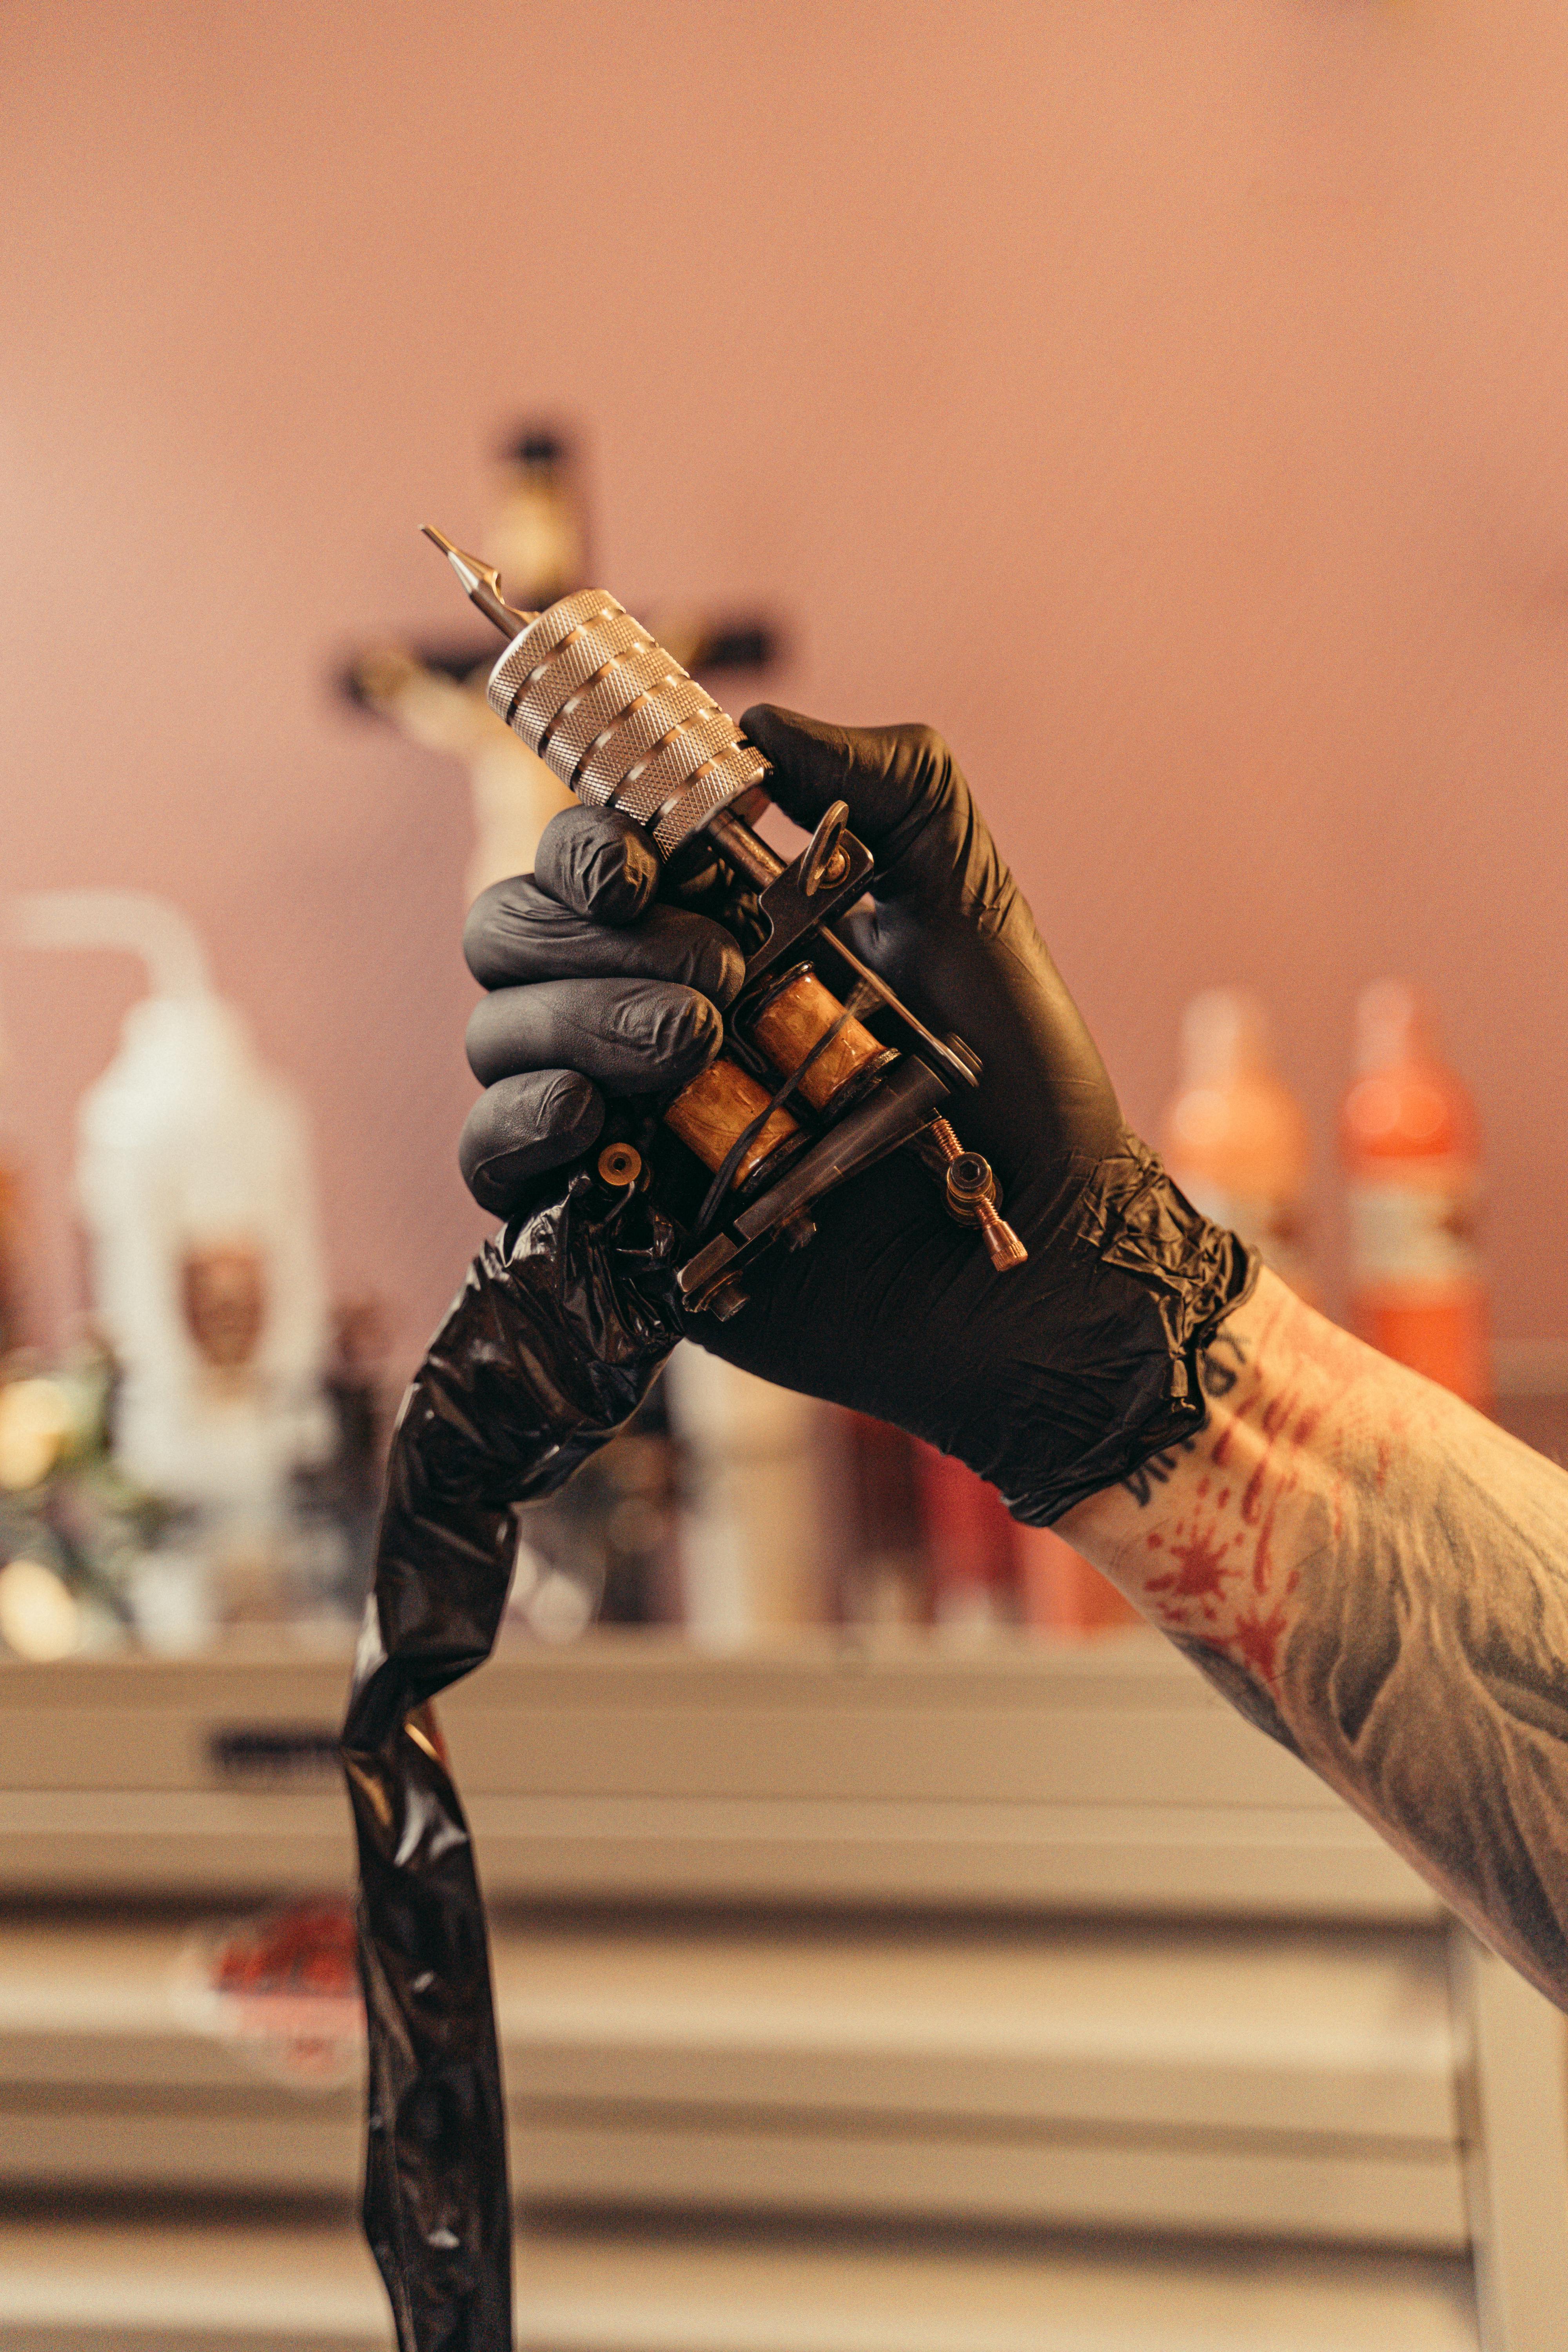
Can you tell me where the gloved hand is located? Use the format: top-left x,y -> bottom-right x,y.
459,708 -> 1252,1522
348,713 -> 1257,2349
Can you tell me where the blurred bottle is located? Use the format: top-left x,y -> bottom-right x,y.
1340,979 -> 1488,1406
12,891 -> 334,1637
508,1390 -> 682,1644
1160,988 -> 1314,1301
913,1452 -> 1140,1640
914,1445 -> 1020,1631
292,1296 -> 394,1618
823,1410 -> 929,1627
1018,1524 -> 1141,1637
663,1345 -> 826,1645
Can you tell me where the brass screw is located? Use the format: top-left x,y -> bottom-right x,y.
972,1194 -> 1029,1273
597,1142 -> 643,1187
924,1120 -> 1028,1273
944,1149 -> 997,1222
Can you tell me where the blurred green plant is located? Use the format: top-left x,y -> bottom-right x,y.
0,1344 -> 175,1657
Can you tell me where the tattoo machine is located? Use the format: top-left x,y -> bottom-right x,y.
424,528 -> 1027,1313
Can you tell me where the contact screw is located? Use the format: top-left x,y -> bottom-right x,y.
919,1120 -> 1028,1272
973,1196 -> 1029,1273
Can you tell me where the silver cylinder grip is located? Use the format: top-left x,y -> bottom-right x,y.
486,590 -> 767,856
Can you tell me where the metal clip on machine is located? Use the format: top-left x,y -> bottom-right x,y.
424,529 -> 1027,1317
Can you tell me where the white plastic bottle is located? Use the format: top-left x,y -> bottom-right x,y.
661,1344 -> 826,1645
1160,988 -> 1315,1301
12,892 -> 332,1638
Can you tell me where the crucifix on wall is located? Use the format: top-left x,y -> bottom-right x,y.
342,427 -> 777,903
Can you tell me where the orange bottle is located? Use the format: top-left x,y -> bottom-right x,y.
1339,980 -> 1488,1407
1160,990 -> 1315,1301
1017,1523 -> 1141,1637
914,1446 -> 1142,1639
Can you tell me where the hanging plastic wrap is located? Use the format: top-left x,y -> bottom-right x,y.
339,1140 -> 1247,2350
340,1175 -> 682,2352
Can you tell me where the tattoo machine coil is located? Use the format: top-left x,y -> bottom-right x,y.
424,530 -> 1026,1307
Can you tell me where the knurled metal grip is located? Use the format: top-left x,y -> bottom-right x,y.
486,589 -> 768,857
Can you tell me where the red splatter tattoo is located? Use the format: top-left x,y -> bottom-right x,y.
1145,1517 -> 1241,1610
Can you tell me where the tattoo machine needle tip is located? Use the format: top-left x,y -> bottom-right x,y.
419,524 -> 537,640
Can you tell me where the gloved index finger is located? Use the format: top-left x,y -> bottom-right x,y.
740,704 -> 968,891
464,877 -> 746,1008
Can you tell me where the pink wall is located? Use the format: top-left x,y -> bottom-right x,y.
4,0 -> 1568,1371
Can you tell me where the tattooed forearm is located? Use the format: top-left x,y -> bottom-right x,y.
1059,1267 -> 1568,2010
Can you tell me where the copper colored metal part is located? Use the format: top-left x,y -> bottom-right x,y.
944,1149 -> 998,1221
922,1117 -> 1029,1272
748,964 -> 897,1116
799,800 -> 849,897
972,1195 -> 1029,1272
662,1056 -> 802,1193
596,1142 -> 643,1187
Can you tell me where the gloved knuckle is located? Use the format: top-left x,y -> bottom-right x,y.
692,929 -> 747,1009
463,1003 -> 490,1078
539,1070 -> 598,1140
461,882 -> 514,984
896,722 -> 955,795
661,989 -> 722,1073
539,807 -> 659,925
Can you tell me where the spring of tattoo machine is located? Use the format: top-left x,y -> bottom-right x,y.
424,528 -> 1028,1315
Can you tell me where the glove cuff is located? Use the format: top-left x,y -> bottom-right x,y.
997,1131 -> 1258,1527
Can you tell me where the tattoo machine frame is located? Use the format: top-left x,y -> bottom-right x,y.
424,529 -> 1026,1297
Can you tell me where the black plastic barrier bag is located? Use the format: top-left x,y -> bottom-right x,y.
339,1174 -> 682,2352
338,1125 -> 1247,2346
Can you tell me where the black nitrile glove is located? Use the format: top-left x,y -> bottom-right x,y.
458,708 -> 1253,1523
347,708 -> 1258,2352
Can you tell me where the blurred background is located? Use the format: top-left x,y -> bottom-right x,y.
7,0 -> 1568,1356
2,3 -> 1568,2347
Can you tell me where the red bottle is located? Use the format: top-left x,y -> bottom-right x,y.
914,1443 -> 1020,1628
1339,980 -> 1488,1407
